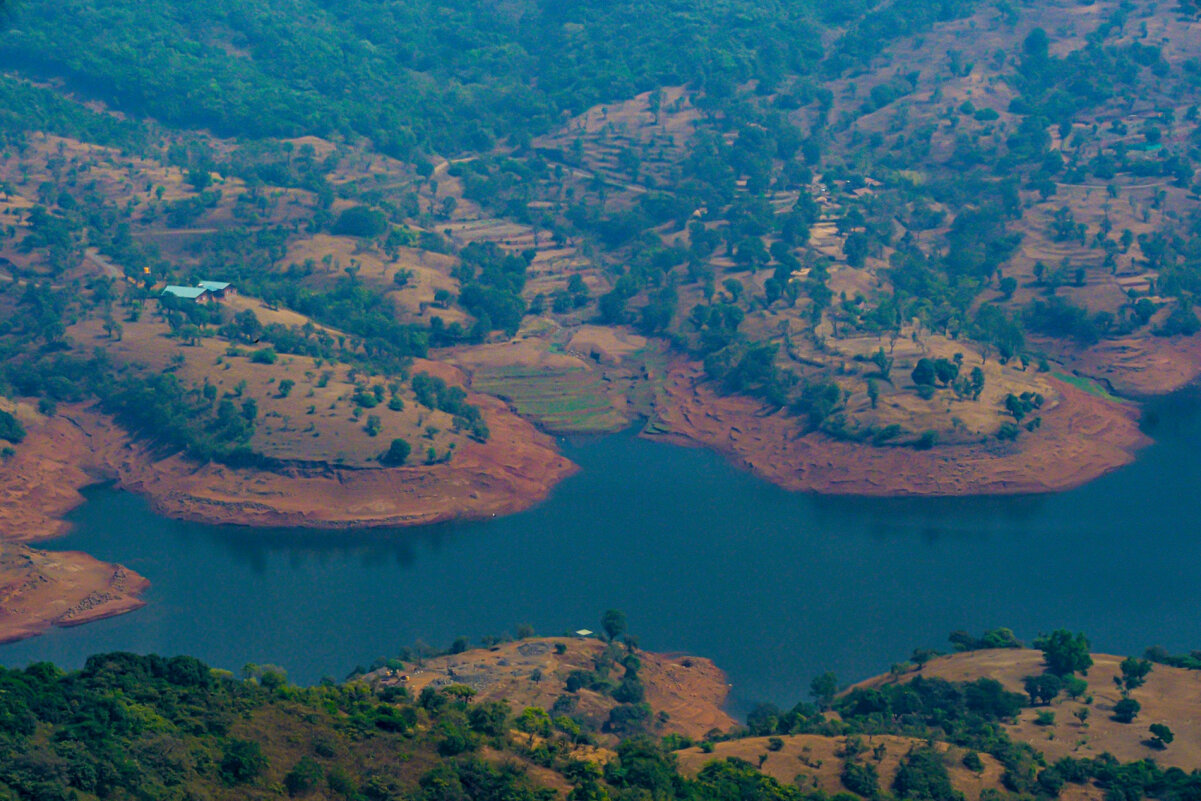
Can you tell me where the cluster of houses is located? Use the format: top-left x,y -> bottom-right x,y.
160,280 -> 235,303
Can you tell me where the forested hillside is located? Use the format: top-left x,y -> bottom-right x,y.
0,0 -> 837,152
0,0 -> 1199,485
4,630 -> 1201,801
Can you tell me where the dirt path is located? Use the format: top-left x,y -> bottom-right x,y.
84,249 -> 122,279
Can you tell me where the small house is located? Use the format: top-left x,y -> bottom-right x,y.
161,285 -> 212,303
198,280 -> 235,299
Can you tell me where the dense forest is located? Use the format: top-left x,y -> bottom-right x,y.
0,0 -> 922,153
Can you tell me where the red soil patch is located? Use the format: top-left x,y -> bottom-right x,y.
0,544 -> 149,644
647,361 -> 1149,495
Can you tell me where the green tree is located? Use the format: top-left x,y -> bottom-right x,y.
1035,630 -> 1093,676
912,358 -> 937,386
811,671 -> 838,709
381,438 -> 411,466
932,358 -> 959,386
467,701 -> 510,736
0,409 -> 25,444
949,628 -> 1022,651
1024,673 -> 1063,706
1112,698 -> 1141,723
842,760 -> 880,797
284,757 -> 323,797
601,609 -> 628,642
1118,657 -> 1152,692
894,747 -> 957,801
219,739 -> 267,785
332,206 -> 388,238
871,347 -> 893,380
1149,723 -> 1174,749
516,706 -> 552,737
969,367 -> 985,400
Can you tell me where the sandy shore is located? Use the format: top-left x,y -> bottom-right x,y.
0,405 -> 154,643
646,361 -> 1149,496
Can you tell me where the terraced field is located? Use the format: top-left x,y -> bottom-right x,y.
469,364 -> 631,434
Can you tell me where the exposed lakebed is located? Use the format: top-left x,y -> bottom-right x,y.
3,387 -> 1201,714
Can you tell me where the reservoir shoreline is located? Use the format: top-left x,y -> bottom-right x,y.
2,383 -> 1200,710
0,369 -> 1168,647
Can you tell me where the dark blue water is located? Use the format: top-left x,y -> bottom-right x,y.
3,388 -> 1201,715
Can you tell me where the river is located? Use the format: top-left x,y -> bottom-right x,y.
3,387 -> 1201,715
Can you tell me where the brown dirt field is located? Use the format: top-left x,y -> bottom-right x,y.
280,136 -> 338,159
220,294 -> 335,332
677,735 -> 1027,801
856,650 -> 1201,770
533,87 -> 700,194
372,637 -> 735,741
72,314 -> 470,468
281,235 -> 469,326
567,326 -> 650,365
781,327 -> 1060,443
1051,334 -> 1201,396
452,335 -> 589,373
646,361 -> 1148,495
451,327 -> 668,435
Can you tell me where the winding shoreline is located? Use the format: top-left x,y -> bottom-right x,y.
0,359 -> 1162,644
0,374 -> 575,642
